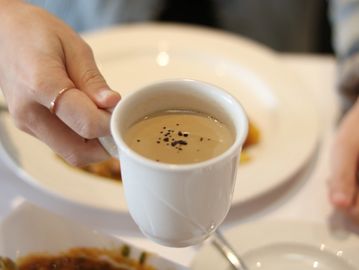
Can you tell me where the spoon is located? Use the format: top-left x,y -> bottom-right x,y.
212,230 -> 249,270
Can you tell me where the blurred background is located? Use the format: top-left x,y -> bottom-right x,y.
28,0 -> 334,54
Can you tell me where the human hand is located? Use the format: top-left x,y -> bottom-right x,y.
0,0 -> 120,166
328,98 -> 359,223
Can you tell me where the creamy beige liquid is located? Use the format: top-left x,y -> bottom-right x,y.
124,110 -> 234,164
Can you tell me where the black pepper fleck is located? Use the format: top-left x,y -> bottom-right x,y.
121,245 -> 130,257
139,252 -> 147,265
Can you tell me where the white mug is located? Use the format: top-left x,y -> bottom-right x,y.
100,79 -> 248,247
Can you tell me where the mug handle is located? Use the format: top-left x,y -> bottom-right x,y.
98,136 -> 118,157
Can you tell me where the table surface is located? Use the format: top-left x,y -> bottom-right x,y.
1,53 -> 358,267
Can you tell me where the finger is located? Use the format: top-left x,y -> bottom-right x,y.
26,60 -> 113,138
25,103 -> 109,166
328,143 -> 358,209
329,104 -> 359,209
52,86 -> 113,138
62,35 -> 121,109
346,189 -> 359,224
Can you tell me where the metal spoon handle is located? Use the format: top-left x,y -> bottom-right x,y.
212,230 -> 249,270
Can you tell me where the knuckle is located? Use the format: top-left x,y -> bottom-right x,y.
81,42 -> 94,57
28,75 -> 46,96
9,105 -> 32,132
80,68 -> 105,86
75,118 -> 100,139
21,59 -> 66,98
20,56 -> 50,92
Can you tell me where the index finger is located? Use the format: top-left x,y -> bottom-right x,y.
29,65 -> 112,139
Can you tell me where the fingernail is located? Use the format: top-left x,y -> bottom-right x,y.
331,192 -> 351,207
96,89 -> 118,101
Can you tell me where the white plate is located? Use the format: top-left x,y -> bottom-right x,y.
0,23 -> 318,212
0,201 -> 187,270
191,220 -> 359,270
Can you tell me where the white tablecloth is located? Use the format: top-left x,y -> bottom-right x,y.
0,54 -> 357,267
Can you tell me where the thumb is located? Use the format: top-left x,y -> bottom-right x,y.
63,37 -> 121,109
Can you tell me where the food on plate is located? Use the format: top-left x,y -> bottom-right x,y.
240,120 -> 260,163
244,121 -> 260,148
0,256 -> 16,270
1,246 -> 155,270
80,157 -> 120,180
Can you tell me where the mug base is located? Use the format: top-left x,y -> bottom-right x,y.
140,229 -> 211,248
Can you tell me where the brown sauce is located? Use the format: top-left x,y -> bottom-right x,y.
62,120 -> 260,179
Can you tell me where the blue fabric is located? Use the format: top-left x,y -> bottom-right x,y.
330,0 -> 359,59
26,0 -> 164,33
26,0 -> 327,52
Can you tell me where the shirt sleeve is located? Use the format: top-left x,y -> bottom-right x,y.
26,0 -> 164,33
329,0 -> 359,107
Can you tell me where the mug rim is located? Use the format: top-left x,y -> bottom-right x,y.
111,78 -> 248,172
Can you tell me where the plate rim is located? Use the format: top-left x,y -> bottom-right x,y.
0,23 -> 319,212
